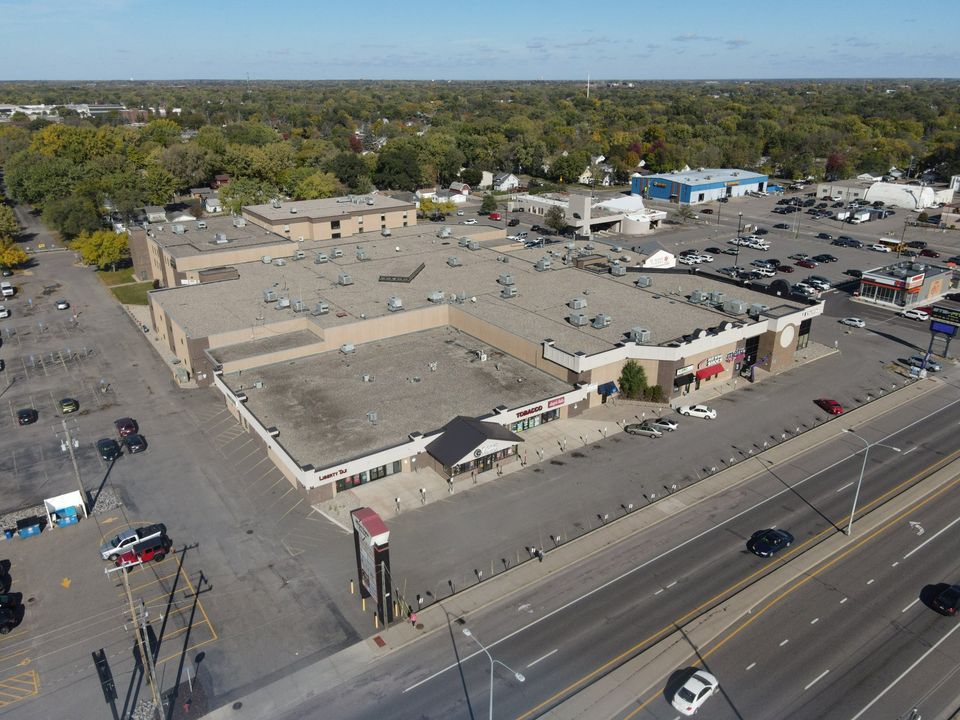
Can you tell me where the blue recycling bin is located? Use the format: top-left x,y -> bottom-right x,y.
3,529 -> 13,540
16,517 -> 42,539
54,507 -> 79,528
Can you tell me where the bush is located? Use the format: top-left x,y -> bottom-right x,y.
642,385 -> 666,403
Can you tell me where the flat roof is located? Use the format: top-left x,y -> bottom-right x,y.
643,168 -> 767,186
244,194 -> 414,223
146,216 -> 296,259
151,223 -> 798,353
220,327 -> 571,469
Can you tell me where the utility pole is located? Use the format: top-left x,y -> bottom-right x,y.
60,419 -> 88,514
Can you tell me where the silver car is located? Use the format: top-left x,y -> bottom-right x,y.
624,423 -> 663,438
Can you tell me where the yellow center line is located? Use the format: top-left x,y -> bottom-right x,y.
516,448 -> 960,720
622,465 -> 960,719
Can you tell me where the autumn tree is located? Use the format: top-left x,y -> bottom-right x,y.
0,238 -> 28,268
73,230 -> 129,270
0,205 -> 19,239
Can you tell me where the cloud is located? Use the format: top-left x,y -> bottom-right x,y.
725,39 -> 749,48
672,33 -> 719,43
553,36 -> 613,50
843,36 -> 877,48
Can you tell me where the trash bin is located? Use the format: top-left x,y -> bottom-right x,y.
53,507 -> 79,528
3,529 -> 13,540
16,517 -> 42,539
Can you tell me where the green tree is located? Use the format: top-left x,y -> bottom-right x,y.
480,193 -> 498,213
549,151 -> 589,183
671,206 -> 698,224
291,170 -> 340,200
4,150 -> 78,207
0,205 -> 19,239
544,205 -> 567,233
373,141 -> 423,191
618,360 -> 648,400
143,165 -> 178,204
460,167 -> 482,187
42,193 -> 102,238
220,177 -> 278,214
0,238 -> 29,268
140,119 -> 182,147
159,143 -> 213,190
328,152 -> 372,192
73,230 -> 129,270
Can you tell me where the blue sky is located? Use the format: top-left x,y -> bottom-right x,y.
1,0 -> 956,81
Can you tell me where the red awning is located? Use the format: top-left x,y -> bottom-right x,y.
695,363 -> 724,380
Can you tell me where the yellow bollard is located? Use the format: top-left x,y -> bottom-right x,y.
374,613 -> 379,629
362,597 -> 366,612
350,579 -> 354,595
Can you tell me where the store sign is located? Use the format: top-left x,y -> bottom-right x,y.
547,396 -> 565,409
318,467 -> 348,482
652,182 -> 667,188
699,355 -> 722,368
932,305 -> 960,326
675,364 -> 694,377
905,274 -> 925,290
516,404 -> 543,419
725,347 -> 746,362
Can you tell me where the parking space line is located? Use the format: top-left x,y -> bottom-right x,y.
0,669 -> 40,708
0,648 -> 29,666
275,497 -> 305,522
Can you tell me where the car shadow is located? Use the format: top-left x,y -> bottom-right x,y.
666,623 -> 745,719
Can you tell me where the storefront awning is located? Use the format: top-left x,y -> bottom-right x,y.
598,382 -> 618,396
695,364 -> 724,380
674,373 -> 694,387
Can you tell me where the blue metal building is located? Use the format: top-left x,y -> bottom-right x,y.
631,169 -> 769,205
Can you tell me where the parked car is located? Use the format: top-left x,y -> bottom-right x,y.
701,208 -> 713,214
816,232 -> 833,240
908,355 -> 942,372
788,253 -> 809,261
806,276 -> 831,290
933,585 -> 960,616
919,248 -> 941,258
814,398 -> 844,415
747,528 -> 795,557
812,254 -> 837,263
123,433 -> 147,454
899,309 -> 930,321
705,247 -> 723,255
671,670 -> 719,716
945,292 -> 960,302
461,218 -> 477,225
97,438 -> 122,461
115,417 -> 139,437
55,299 -> 70,310
649,418 -> 679,432
0,605 -> 22,635
17,408 -> 38,425
507,218 -> 520,226
678,404 -> 717,420
115,535 -> 173,568
906,240 -> 928,249
0,305 -> 10,319
839,317 -> 865,328
776,265 -> 795,273
58,397 -> 79,414
100,523 -> 167,560
773,223 -> 790,230
796,259 -> 818,268
869,244 -> 891,253
844,268 -> 863,278
624,423 -> 662,438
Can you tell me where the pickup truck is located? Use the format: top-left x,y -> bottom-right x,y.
100,523 -> 167,560
0,282 -> 13,298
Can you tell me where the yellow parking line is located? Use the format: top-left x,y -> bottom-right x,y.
0,669 -> 40,707
0,648 -> 29,666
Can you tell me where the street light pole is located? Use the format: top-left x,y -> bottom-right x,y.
843,429 -> 901,537
734,212 -> 743,271
462,627 -> 525,720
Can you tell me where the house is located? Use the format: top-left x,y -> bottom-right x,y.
415,187 -> 438,200
143,206 -> 168,224
449,181 -> 471,196
212,174 -> 232,189
493,173 -> 520,192
204,196 -> 223,214
189,187 -> 215,200
629,240 -> 675,269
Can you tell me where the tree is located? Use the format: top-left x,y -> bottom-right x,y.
140,119 -> 182,147
544,205 -> 567,233
671,206 -> 698,224
42,193 -> 101,238
328,152 -> 372,192
419,197 -> 457,216
4,150 -> 78,207
460,167 -> 482,187
73,230 -> 129,270
291,171 -> 341,200
159,143 -> 213,190
220,177 -> 278,214
480,193 -> 498,213
142,165 -> 178,205
618,361 -> 648,400
549,152 -> 589,183
0,205 -> 19,239
0,238 -> 28,268
373,141 -> 423,191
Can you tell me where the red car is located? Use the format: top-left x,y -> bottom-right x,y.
114,535 -> 172,568
919,248 -> 940,258
776,265 -> 795,273
815,398 -> 844,415
114,417 -> 139,437
796,259 -> 818,268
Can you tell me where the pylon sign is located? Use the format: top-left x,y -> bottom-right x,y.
351,507 -> 394,624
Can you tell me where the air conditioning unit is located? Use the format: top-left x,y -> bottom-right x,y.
314,252 -> 328,264
211,232 -> 228,244
172,224 -> 185,235
273,258 -> 286,266
232,217 -> 246,228
311,301 -> 330,315
568,313 -> 589,326
276,296 -> 291,309
749,303 -> 769,317
292,300 -> 306,313
196,221 -> 207,230
592,313 -> 612,329
723,299 -> 749,315
338,272 -> 353,286
447,256 -> 462,267
387,296 -> 404,312
332,247 -> 343,258
690,290 -> 708,304
610,264 -> 626,277
427,291 -> 444,303
293,250 -> 305,261
356,248 -> 367,261
534,258 -> 551,272
458,237 -> 470,247
629,327 -> 651,343
263,289 -> 277,302
635,276 -> 652,288
261,255 -> 272,264
500,286 -> 518,299
568,297 -> 587,310
340,343 -> 356,354
709,291 -> 726,305
498,273 -> 515,286
467,241 -> 479,250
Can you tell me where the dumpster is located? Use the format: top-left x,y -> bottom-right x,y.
16,517 -> 42,539
52,506 -> 79,528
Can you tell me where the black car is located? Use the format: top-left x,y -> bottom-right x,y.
124,433 -> 147,454
507,218 -> 520,227
97,438 -> 122,461
947,256 -> 960,265
933,585 -> 960,615
754,228 -> 768,235
817,232 -> 833,240
945,292 -> 960,302
530,224 -> 541,232
747,528 -> 795,557
17,408 -> 38,425
705,247 -> 723,255
906,240 -> 927,249
0,605 -> 22,635
844,269 -> 864,278
774,223 -> 790,230
812,254 -> 838,263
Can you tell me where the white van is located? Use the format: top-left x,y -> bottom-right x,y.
0,282 -> 14,298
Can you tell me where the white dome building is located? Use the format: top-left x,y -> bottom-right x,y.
863,182 -> 936,210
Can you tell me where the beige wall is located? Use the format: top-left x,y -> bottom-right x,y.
243,207 -> 417,242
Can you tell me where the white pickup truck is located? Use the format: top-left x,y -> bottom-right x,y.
0,282 -> 14,298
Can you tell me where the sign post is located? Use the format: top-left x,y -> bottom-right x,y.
351,508 -> 394,625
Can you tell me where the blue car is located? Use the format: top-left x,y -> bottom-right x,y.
747,528 -> 794,557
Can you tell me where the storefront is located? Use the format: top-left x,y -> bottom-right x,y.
694,355 -> 726,390
336,460 -> 404,492
673,364 -> 695,396
508,398 -> 565,432
425,416 -> 523,479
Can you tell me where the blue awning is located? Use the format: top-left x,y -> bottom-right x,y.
598,382 -> 618,396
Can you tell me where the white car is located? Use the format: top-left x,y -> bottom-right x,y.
899,309 -> 929,321
456,210 -> 464,216
461,218 -> 477,225
0,305 -> 8,319
678,256 -> 700,265
55,299 -> 71,310
753,267 -> 775,277
839,317 -> 865,328
678,404 -> 717,420
672,670 -> 719,715
693,253 -> 714,263
869,244 -> 891,252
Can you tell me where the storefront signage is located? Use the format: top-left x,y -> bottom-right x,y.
725,347 -> 746,362
676,364 -> 694,377
516,404 -> 543,419
652,181 -> 667,188
318,467 -> 348,482
932,306 -> 960,326
547,396 -> 565,409
905,273 -> 924,290
699,355 -> 722,368
725,180 -> 741,187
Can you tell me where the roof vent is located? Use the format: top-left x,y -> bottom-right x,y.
749,303 -> 769,317
498,273 -> 515,286
292,300 -> 306,313
467,241 -> 479,251
273,258 -> 286,266
271,199 -> 281,209
568,297 -> 587,310
196,221 -> 207,230
610,264 -> 626,277
171,224 -> 185,235
427,291 -> 444,303
315,252 -> 328,264
447,256 -> 462,267
332,247 -> 343,258
211,232 -> 229,245
356,247 -> 367,261
438,226 -> 452,238
338,272 -> 353,286
568,313 -> 589,326
261,255 -> 272,264
592,313 -> 612,329
276,296 -> 291,310
289,207 -> 298,214
293,250 -> 305,261
311,301 -> 330,315
263,289 -> 277,303
629,327 -> 651,343
232,217 -> 246,228
340,343 -> 356,354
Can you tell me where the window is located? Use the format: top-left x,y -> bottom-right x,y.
331,220 -> 340,230
380,215 -> 386,222
332,232 -> 341,239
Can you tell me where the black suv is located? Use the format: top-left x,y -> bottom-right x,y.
507,218 -> 520,227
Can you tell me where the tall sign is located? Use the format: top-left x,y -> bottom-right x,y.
351,508 -> 394,625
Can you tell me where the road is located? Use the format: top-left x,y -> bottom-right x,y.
264,378 -> 960,720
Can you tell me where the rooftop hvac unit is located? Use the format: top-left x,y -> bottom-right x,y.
340,343 -> 356,354
292,300 -> 306,313
635,276 -> 652,288
332,247 -> 343,258
338,272 -> 353,286
273,258 -> 286,266
534,258 -> 551,272
467,241 -> 479,250
271,199 -> 281,209
283,225 -> 290,232
749,303 -> 769,317
500,286 -> 518,299
709,291 -> 726,305
314,252 -> 328,264
723,299 -> 749,315
311,301 -> 330,315
458,237 -> 470,247
196,221 -> 207,230
276,296 -> 291,309
568,313 -> 589,327
592,313 -> 612,329
447,256 -> 462,267
427,291 -> 445,303
387,296 -> 404,312
568,297 -> 587,310
498,273 -> 515,286
171,223 -> 185,235
293,250 -> 306,261
261,255 -> 272,264
690,290 -> 708,304
610,264 -> 626,277
232,217 -> 246,228
289,207 -> 298,214
476,350 -> 488,361
212,232 -> 228,244
629,327 -> 651,343
356,248 -> 367,261
438,226 -> 452,238
263,289 -> 277,303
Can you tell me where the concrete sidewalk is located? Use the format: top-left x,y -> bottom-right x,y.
204,376 -> 941,720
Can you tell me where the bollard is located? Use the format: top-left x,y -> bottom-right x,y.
350,579 -> 355,595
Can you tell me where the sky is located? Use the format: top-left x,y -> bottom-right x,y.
1,0 -> 957,81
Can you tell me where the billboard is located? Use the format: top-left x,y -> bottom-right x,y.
931,305 -> 960,327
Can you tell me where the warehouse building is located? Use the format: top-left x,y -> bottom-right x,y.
631,168 -> 769,205
815,180 -> 953,209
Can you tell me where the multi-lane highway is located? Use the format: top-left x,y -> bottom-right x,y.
268,379 -> 960,720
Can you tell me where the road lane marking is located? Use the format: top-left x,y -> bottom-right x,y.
810,617 -> 819,624
804,669 -> 830,690
902,598 -> 920,613
836,482 -> 855,493
666,581 -> 677,589
526,649 -> 557,668
891,561 -> 899,567
903,446 -> 917,455
850,619 -> 960,720
866,579 -> 875,585
654,589 -> 664,595
779,639 -> 789,646
903,513 -> 960,559
746,662 -> 756,671
840,597 -> 848,604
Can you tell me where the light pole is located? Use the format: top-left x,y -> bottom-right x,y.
734,212 -> 743,271
843,429 -> 901,537
462,627 -> 525,720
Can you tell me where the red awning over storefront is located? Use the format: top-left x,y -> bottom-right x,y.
695,363 -> 724,380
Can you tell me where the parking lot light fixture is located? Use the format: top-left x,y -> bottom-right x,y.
843,429 -> 901,537
462,627 -> 525,720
